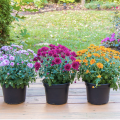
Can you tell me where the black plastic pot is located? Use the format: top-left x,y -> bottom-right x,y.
43,82 -> 70,105
85,82 -> 110,105
2,85 -> 26,104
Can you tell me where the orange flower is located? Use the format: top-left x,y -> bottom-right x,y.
86,70 -> 90,74
86,63 -> 88,66
97,75 -> 101,78
105,58 -> 109,62
92,86 -> 95,88
90,59 -> 96,65
83,59 -> 88,63
93,53 -> 100,57
87,54 -> 92,57
113,62 -> 115,64
114,56 -> 119,59
101,53 -> 105,57
75,59 -> 82,63
96,63 -> 103,69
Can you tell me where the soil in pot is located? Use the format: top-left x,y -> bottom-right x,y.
85,82 -> 110,105
43,82 -> 70,105
2,85 -> 26,104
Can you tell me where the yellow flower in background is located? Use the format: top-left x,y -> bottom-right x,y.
90,59 -> 96,65
90,44 -> 95,47
83,59 -> 88,63
97,75 -> 101,78
86,70 -> 90,74
96,63 -> 103,69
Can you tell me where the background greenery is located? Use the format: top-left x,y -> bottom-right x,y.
10,10 -> 114,53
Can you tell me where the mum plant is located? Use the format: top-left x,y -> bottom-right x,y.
0,45 -> 36,88
101,33 -> 120,48
76,44 -> 120,90
33,44 -> 80,86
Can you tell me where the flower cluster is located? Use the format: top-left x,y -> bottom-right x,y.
34,44 -> 80,86
0,45 -> 36,88
101,33 -> 120,48
77,44 -> 120,90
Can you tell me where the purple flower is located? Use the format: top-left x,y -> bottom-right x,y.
110,37 -> 115,42
0,57 -> 4,61
48,51 -> 53,56
54,57 -> 62,64
118,39 -> 120,42
17,63 -> 19,65
10,62 -> 15,67
34,62 -> 41,71
51,60 -> 55,66
0,62 -> 5,66
3,59 -> 10,65
26,53 -> 29,56
64,64 -> 71,71
47,73 -> 49,75
21,61 -> 24,64
9,56 -> 15,61
65,51 -> 70,56
111,33 -> 115,37
3,55 -> 8,59
7,73 -> 10,75
71,51 -> 77,57
70,56 -> 76,61
61,54 -> 65,59
72,61 -> 79,70
27,63 -> 33,68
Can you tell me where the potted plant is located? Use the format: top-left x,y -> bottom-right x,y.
33,44 -> 80,105
77,44 -> 120,105
0,45 -> 36,104
101,33 -> 120,50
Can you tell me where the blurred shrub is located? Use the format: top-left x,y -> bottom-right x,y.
0,0 -> 13,47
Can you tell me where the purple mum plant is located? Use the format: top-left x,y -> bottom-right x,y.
33,44 -> 80,86
101,33 -> 120,48
0,45 -> 37,88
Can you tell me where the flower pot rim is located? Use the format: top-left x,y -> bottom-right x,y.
42,80 -> 70,86
85,82 -> 110,86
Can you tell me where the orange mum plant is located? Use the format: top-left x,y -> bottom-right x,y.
76,44 -> 120,90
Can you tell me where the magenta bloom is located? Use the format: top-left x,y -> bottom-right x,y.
118,39 -> 120,42
72,61 -> 79,70
61,54 -> 65,59
51,60 -> 55,66
70,56 -> 76,61
48,51 -> 53,56
71,51 -> 77,57
110,37 -> 115,42
64,64 -> 71,71
17,63 -> 19,65
34,62 -> 41,71
111,33 -> 115,37
65,51 -> 70,56
54,57 -> 62,64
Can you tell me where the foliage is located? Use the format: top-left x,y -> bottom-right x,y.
101,2 -> 117,9
0,45 -> 37,88
10,10 -> 112,52
0,0 -> 14,47
77,44 -> 120,90
34,0 -> 48,8
34,44 -> 80,86
59,0 -> 75,3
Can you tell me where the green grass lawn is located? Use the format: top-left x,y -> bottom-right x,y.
10,10 -> 115,53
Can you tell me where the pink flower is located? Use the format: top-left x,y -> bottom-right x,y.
71,61 -> 79,70
21,61 -> 24,64
47,73 -> 49,75
3,59 -> 10,65
9,56 -> 15,61
54,57 -> 62,64
17,63 -> 19,65
34,62 -> 41,71
116,7 -> 118,9
118,39 -> 120,42
64,64 -> 71,71
10,62 -> 15,67
27,63 -> 33,68
0,57 -> 4,61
